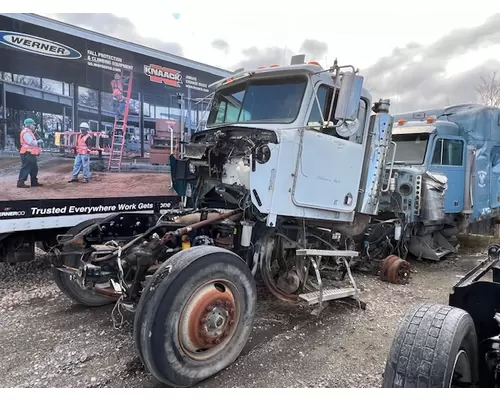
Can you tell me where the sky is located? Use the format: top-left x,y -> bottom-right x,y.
27,1 -> 500,113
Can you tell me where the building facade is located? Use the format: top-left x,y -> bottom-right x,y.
0,13 -> 231,155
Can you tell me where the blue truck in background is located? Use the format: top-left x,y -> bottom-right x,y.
379,103 -> 500,260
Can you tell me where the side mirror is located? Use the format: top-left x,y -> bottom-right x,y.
334,72 -> 364,122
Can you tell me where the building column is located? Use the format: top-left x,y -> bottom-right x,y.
1,81 -> 6,150
97,89 -> 102,131
139,91 -> 144,158
72,83 -> 78,131
187,87 -> 192,137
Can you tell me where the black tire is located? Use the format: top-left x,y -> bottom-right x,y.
135,245 -> 257,387
53,218 -> 114,307
133,260 -> 175,365
382,303 -> 479,388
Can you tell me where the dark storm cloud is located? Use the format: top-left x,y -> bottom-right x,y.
363,13 -> 500,112
50,13 -> 184,56
299,39 -> 328,61
211,39 -> 229,52
233,39 -> 329,70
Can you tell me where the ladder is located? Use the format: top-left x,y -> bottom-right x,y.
108,70 -> 133,171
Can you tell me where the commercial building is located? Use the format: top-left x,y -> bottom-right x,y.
0,13 -> 231,155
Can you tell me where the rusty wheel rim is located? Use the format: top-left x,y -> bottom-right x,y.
380,255 -> 399,281
387,258 -> 411,285
178,279 -> 240,361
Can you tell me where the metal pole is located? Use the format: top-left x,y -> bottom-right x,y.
138,91 -> 144,158
169,126 -> 174,155
187,87 -> 192,139
72,83 -> 77,131
179,93 -> 185,159
1,82 -> 6,150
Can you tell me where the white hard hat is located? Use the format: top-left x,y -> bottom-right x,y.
79,122 -> 90,130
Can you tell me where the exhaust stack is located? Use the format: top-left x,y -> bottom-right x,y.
357,99 -> 394,215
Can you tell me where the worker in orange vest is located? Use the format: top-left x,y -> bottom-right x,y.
68,122 -> 92,183
17,118 -> 44,188
111,72 -> 128,119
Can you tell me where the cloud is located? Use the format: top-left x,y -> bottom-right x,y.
211,39 -> 229,52
50,13 -> 184,56
362,13 -> 500,112
299,39 -> 328,62
231,14 -> 500,112
233,39 -> 329,70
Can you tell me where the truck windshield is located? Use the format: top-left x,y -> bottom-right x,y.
390,133 -> 430,165
207,75 -> 307,126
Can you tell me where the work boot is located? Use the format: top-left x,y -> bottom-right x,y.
68,178 -> 78,183
82,179 -> 89,183
31,180 -> 44,187
17,181 -> 29,188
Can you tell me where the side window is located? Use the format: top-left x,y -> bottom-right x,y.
432,138 -> 464,166
215,101 -> 227,123
307,84 -> 367,144
307,86 -> 328,126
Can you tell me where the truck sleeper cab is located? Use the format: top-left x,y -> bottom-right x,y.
378,104 -> 500,260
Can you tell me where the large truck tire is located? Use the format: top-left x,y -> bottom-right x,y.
53,218 -> 114,307
382,303 -> 478,388
135,245 -> 257,387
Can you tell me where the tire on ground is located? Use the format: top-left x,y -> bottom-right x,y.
53,218 -> 114,307
133,258 -> 178,365
136,245 -> 257,387
382,303 -> 479,388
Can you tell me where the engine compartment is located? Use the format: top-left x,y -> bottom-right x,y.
174,126 -> 278,212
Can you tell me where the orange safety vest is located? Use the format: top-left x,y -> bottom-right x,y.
76,133 -> 90,155
111,79 -> 123,97
19,128 -> 41,156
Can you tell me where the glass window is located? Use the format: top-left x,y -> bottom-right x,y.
78,86 -> 99,109
307,84 -> 367,144
391,133 -> 430,165
156,105 -> 169,119
100,91 -> 114,113
143,100 -> 152,118
64,83 -> 71,96
12,74 -> 41,88
307,86 -> 329,126
42,78 -> 64,95
207,75 -> 307,126
431,138 -> 463,166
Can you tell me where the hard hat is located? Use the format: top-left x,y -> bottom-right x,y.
79,122 -> 90,130
24,118 -> 35,126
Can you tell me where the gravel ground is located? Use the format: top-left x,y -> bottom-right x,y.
0,247 -> 487,388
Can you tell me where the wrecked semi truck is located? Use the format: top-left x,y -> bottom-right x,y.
50,56 -> 407,387
380,104 -> 500,261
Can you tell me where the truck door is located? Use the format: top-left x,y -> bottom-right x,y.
427,137 -> 466,213
489,146 -> 500,209
291,84 -> 367,213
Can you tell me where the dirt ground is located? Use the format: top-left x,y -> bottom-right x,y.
0,246 -> 487,388
0,155 -> 174,200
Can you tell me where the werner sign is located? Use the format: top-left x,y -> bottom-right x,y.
0,30 -> 82,60
144,64 -> 183,88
